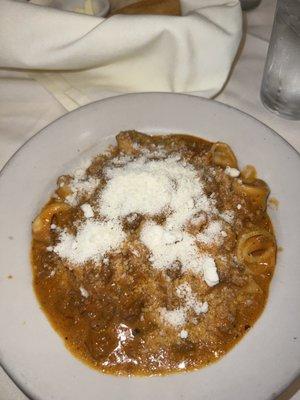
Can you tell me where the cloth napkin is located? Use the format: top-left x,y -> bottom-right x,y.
0,0 -> 242,110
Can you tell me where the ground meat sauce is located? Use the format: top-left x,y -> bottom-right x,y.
31,131 -> 276,376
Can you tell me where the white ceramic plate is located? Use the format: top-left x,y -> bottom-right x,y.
0,93 -> 299,400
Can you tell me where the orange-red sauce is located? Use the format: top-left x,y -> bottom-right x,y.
32,132 -> 276,376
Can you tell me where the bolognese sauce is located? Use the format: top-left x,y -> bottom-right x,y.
31,131 -> 276,375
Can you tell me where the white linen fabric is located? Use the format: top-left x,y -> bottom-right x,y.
0,0 -> 242,110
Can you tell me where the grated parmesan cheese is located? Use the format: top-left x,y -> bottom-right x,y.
190,214 -> 206,226
79,286 -> 89,298
179,329 -> 188,339
54,151 -> 225,290
103,257 -> 109,266
225,166 -> 240,178
202,258 -> 219,287
160,282 -> 208,328
65,175 -> 99,207
196,220 -> 223,245
219,210 -> 235,224
160,307 -> 186,327
100,170 -> 172,218
126,213 -> 138,223
53,220 -> 125,265
176,283 -> 209,314
80,203 -> 94,219
131,249 -> 140,257
140,221 -> 219,286
100,155 -> 214,229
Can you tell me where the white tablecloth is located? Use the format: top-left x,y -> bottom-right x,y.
0,0 -> 299,399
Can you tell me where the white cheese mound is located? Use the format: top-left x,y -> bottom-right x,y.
140,221 -> 219,286
97,154 -> 221,287
141,222 -> 200,271
100,170 -> 172,218
100,155 -> 213,229
53,220 -> 125,265
55,152 -> 225,291
225,166 -> 240,178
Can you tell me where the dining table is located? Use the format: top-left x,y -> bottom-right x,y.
0,0 -> 299,399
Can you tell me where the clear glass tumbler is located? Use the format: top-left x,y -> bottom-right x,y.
260,0 -> 300,120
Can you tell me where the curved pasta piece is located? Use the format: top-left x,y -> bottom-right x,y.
233,179 -> 270,210
32,202 -> 71,242
210,142 -> 238,168
237,230 -> 276,275
240,165 -> 257,184
243,276 -> 263,295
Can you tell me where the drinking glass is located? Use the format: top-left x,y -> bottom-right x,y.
260,0 -> 300,120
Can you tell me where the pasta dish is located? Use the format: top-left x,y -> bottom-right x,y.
31,131 -> 276,375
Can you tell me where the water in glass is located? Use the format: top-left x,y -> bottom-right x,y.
261,0 -> 300,120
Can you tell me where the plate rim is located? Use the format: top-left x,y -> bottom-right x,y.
0,92 -> 299,400
0,93 -> 299,182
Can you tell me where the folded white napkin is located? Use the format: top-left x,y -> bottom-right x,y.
0,0 -> 242,110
